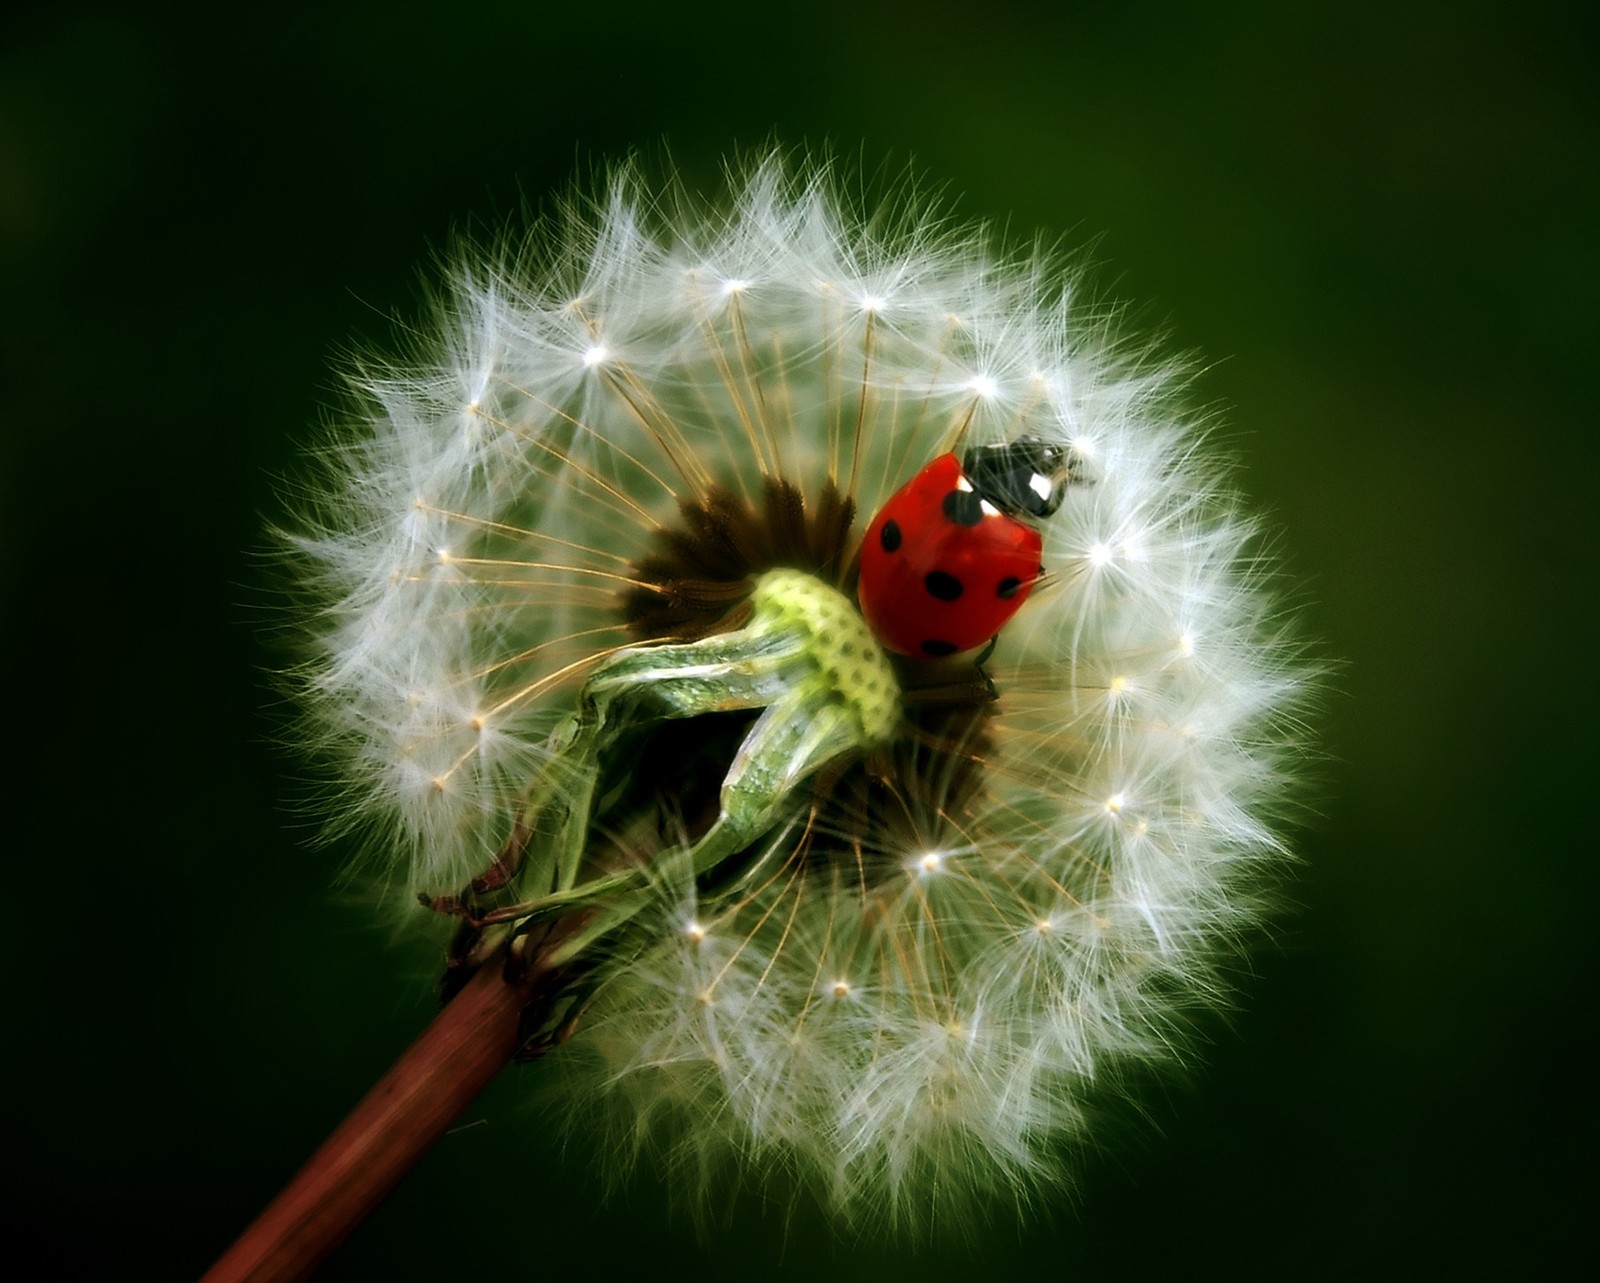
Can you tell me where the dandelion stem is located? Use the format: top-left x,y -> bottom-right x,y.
202,950 -> 540,1283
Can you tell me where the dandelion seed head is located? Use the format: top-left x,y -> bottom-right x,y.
287,150 -> 1318,1232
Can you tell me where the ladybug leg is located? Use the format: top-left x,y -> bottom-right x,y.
974,635 -> 999,700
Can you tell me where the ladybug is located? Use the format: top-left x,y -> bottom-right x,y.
857,437 -> 1075,658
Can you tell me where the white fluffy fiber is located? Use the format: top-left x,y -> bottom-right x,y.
292,152 -> 1315,1227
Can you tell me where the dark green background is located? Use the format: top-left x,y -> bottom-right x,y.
5,1 -> 1594,1276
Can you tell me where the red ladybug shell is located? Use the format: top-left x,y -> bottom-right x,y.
857,453 -> 1044,658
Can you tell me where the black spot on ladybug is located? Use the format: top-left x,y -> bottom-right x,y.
921,639 -> 958,657
880,519 -> 902,553
997,576 -> 1021,599
941,489 -> 984,527
924,570 -> 964,601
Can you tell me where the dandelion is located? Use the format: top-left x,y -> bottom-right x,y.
272,151 -> 1313,1247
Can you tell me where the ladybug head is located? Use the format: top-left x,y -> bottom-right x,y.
960,436 -> 1075,519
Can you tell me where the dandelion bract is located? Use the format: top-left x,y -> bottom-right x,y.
289,152 -> 1315,1229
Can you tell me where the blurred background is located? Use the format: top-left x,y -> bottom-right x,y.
4,0 -> 1594,1276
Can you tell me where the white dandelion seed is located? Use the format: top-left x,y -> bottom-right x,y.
287,151 -> 1316,1232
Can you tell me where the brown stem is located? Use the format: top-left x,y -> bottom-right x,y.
203,952 -> 540,1283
